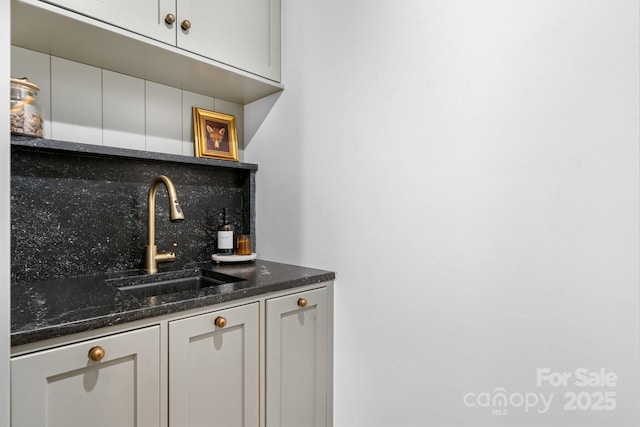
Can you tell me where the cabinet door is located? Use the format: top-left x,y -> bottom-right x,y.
41,0 -> 176,44
11,326 -> 160,427
169,302 -> 259,427
266,287 -> 328,427
176,0 -> 281,81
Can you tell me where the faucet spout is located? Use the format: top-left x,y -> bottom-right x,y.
145,175 -> 184,274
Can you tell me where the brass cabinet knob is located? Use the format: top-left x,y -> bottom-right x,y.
181,19 -> 192,31
214,316 -> 227,328
164,13 -> 176,25
88,346 -> 105,361
297,298 -> 308,308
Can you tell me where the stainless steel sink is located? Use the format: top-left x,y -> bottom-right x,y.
108,269 -> 245,299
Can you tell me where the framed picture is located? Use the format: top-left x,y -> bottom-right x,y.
192,108 -> 239,161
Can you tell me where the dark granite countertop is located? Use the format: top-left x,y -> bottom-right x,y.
11,259 -> 335,347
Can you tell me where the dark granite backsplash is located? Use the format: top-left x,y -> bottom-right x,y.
11,137 -> 256,283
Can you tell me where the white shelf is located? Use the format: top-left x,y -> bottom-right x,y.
11,0 -> 284,105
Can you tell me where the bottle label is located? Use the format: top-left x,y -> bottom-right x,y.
218,231 -> 234,250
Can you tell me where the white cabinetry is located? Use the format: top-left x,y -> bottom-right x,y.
169,302 -> 260,427
11,0 -> 283,103
266,287 -> 329,427
11,326 -> 160,427
177,0 -> 280,82
38,0 -> 176,44
37,0 -> 280,81
10,283 -> 332,427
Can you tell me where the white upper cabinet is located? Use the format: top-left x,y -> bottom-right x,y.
11,0 -> 283,104
39,0 -> 177,45
177,0 -> 280,82
36,0 -> 280,81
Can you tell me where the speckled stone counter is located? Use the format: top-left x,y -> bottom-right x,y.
10,136 -> 334,348
12,259 -> 335,347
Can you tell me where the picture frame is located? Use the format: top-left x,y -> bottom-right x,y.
192,108 -> 239,161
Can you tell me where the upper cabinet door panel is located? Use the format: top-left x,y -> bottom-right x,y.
177,0 -> 281,82
41,0 -> 177,44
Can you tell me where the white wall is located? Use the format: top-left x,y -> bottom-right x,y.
1,2 -> 11,426
245,1 -> 640,426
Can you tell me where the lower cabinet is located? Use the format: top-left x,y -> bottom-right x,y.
10,283 -> 332,427
169,302 -> 260,427
11,326 -> 160,427
266,287 -> 329,427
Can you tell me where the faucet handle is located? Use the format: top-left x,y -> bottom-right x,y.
150,243 -> 179,269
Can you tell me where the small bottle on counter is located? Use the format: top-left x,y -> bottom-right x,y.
236,234 -> 252,255
216,208 -> 234,255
